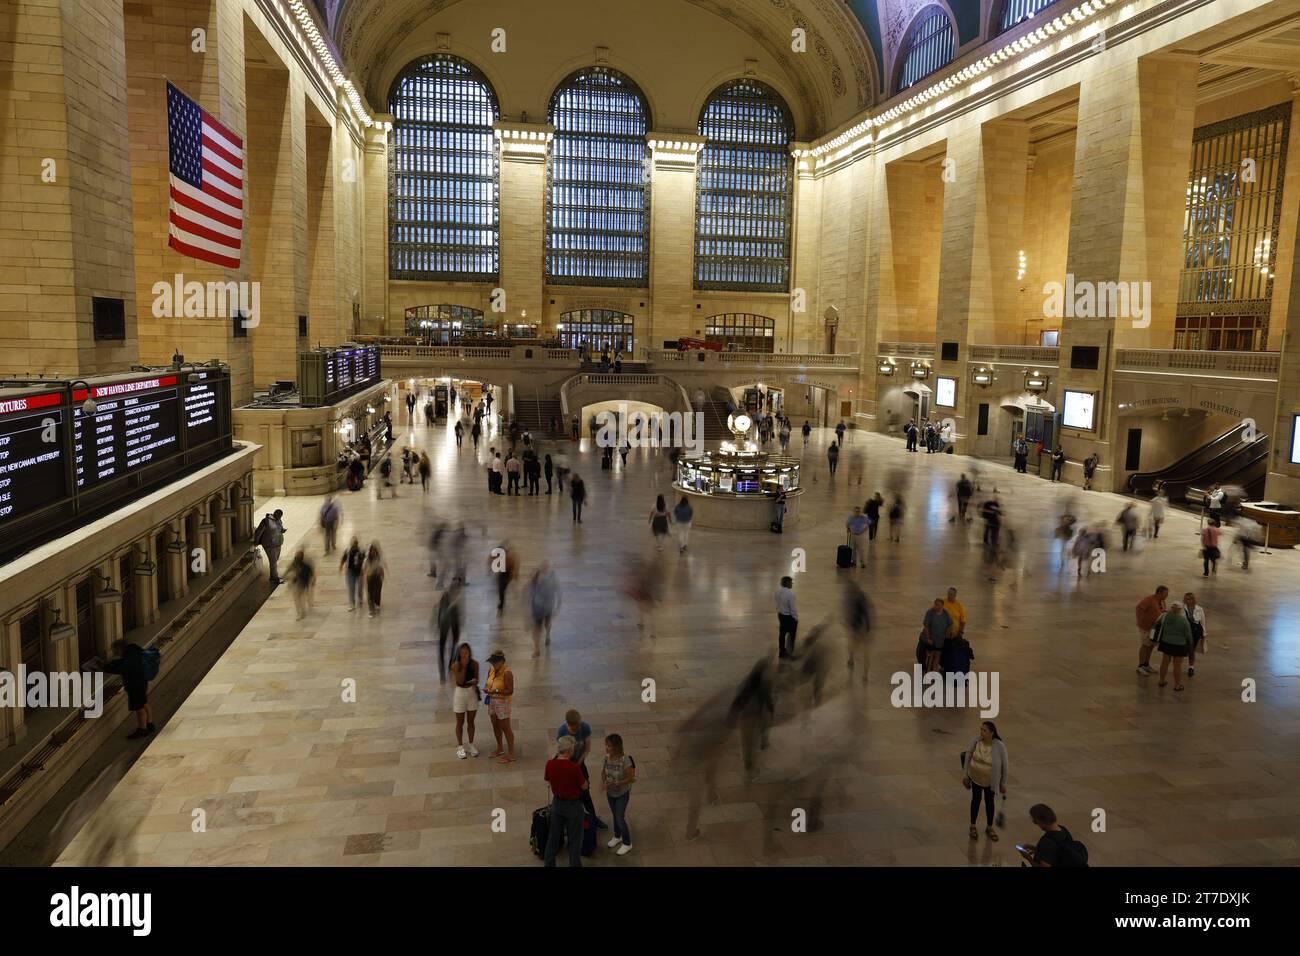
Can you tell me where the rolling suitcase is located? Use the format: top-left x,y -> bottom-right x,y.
580,812 -> 597,857
529,806 -> 550,858
836,538 -> 853,569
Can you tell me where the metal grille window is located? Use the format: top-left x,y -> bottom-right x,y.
546,68 -> 650,287
1176,103 -> 1289,351
388,55 -> 500,281
556,309 -> 635,352
694,80 -> 794,292
996,0 -> 1061,34
404,304 -> 486,345
704,313 -> 776,352
897,8 -> 955,93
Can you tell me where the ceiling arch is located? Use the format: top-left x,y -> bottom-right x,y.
317,0 -> 884,136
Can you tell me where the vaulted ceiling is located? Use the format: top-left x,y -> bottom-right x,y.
313,0 -> 893,135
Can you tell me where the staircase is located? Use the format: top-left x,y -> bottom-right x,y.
698,397 -> 731,443
515,395 -> 564,437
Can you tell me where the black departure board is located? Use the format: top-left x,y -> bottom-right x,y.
297,346 -> 382,406
184,372 -> 221,447
0,392 -> 67,523
72,376 -> 181,490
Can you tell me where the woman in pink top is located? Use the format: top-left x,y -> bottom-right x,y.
1201,518 -> 1221,576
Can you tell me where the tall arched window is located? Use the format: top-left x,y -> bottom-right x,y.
995,0 -> 1062,36
694,80 -> 794,293
556,309 -> 635,352
896,7 -> 955,94
705,313 -> 776,352
388,54 -> 500,281
547,67 -> 651,287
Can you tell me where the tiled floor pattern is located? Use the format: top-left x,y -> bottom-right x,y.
57,414 -> 1300,866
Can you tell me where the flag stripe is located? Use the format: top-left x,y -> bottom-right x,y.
169,232 -> 241,269
202,115 -> 243,155
170,177 -> 242,221
202,135 -> 243,171
170,207 -> 242,246
202,157 -> 242,192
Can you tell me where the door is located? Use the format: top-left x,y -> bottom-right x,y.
1125,428 -> 1142,471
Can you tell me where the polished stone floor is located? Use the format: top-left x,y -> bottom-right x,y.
57,409 -> 1300,866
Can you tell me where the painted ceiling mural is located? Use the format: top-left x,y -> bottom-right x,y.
311,0 -> 993,131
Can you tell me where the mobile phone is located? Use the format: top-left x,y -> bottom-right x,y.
1015,844 -> 1033,855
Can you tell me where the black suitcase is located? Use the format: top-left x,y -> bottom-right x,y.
529,806 -> 550,858
836,544 -> 853,568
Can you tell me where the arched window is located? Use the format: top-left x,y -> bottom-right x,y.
546,68 -> 651,287
995,0 -> 1063,36
896,7 -> 955,94
403,304 -> 485,344
704,313 -> 776,352
694,80 -> 794,293
388,54 -> 500,281
556,309 -> 635,352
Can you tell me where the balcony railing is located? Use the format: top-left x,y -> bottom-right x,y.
1115,349 -> 1280,378
876,341 -> 935,358
644,350 -> 857,369
969,345 -> 1060,365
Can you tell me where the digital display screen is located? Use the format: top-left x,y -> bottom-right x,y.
184,372 -> 220,447
1062,390 -> 1096,431
1290,414 -> 1300,465
0,392 -> 67,523
936,376 -> 956,408
314,346 -> 380,405
73,376 -> 181,489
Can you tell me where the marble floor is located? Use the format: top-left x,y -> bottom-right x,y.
57,410 -> 1300,866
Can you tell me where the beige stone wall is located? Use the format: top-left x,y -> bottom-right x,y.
0,0 -> 138,377
1021,134 -> 1076,346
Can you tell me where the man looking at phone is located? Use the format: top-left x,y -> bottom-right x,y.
1019,804 -> 1088,867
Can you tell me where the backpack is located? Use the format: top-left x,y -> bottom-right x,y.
1045,829 -> 1089,867
141,646 -> 161,681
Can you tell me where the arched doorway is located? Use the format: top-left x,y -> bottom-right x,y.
557,309 -> 635,353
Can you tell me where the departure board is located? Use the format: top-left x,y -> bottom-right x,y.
297,345 -> 382,406
0,392 -> 67,523
184,371 -> 221,447
72,376 -> 181,490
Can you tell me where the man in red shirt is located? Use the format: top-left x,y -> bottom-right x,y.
543,735 -> 588,867
1135,585 -> 1169,675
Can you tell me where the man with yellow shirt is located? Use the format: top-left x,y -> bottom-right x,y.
943,588 -> 967,640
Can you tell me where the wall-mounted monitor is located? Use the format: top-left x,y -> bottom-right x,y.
1290,414 -> 1300,464
1062,389 -> 1097,431
935,376 -> 957,408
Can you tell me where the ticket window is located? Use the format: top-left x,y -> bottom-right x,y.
119,554 -> 137,634
19,610 -> 43,688
73,579 -> 99,668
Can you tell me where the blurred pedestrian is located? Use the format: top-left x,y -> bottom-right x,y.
364,542 -> 386,616
776,575 -> 798,659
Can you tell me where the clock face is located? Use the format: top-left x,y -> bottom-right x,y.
732,414 -> 752,433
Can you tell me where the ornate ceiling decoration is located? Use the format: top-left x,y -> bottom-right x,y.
328,0 -> 880,134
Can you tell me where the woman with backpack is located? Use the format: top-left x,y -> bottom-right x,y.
601,734 -> 637,856
648,494 -> 672,551
961,720 -> 1008,842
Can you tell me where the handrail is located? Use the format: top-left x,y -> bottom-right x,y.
1115,349 -> 1280,377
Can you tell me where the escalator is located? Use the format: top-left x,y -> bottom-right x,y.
1128,425 -> 1269,503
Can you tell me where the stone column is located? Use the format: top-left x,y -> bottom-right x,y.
93,561 -> 120,660
195,507 -> 216,577
134,539 -> 159,627
0,0 -> 138,378
246,64 -> 308,386
1,618 -> 25,747
1056,55 -> 1198,491
789,144 -> 821,352
236,474 -> 255,541
361,114 -> 390,336
164,520 -> 189,602
495,122 -> 553,339
1265,86 -> 1300,502
647,134 -> 705,349
49,585 -> 78,674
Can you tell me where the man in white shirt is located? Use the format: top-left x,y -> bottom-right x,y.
1183,592 -> 1207,677
776,576 -> 798,660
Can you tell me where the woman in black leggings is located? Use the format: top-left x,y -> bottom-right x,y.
961,721 -> 1008,842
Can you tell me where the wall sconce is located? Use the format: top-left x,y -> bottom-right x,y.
45,604 -> 77,643
877,361 -> 896,376
911,364 -> 930,379
90,568 -> 123,606
366,405 -> 376,415
972,368 -> 993,387
1025,371 -> 1050,392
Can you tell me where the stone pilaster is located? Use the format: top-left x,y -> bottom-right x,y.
648,134 -> 706,348
495,122 -> 553,337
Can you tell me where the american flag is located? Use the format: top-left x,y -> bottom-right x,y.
167,82 -> 244,269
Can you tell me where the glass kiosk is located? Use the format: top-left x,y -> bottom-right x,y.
673,413 -> 803,529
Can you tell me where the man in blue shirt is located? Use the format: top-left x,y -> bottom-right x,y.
846,506 -> 869,568
921,599 -> 952,673
557,708 -> 608,830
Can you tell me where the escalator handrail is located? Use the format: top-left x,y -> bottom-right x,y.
1128,426 -> 1248,491
1158,436 -> 1268,500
